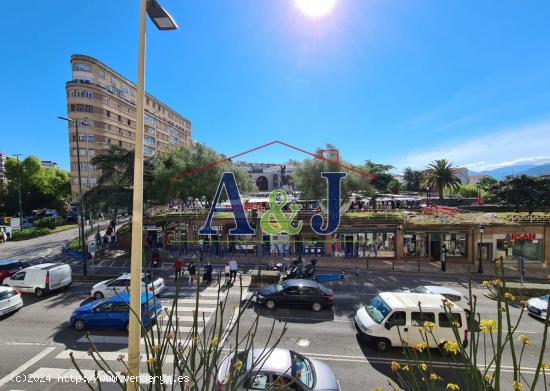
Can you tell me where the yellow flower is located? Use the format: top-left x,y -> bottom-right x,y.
387,378 -> 393,385
151,344 -> 160,353
482,280 -> 491,288
429,373 -> 441,381
371,387 -> 383,391
233,359 -> 243,372
517,335 -> 531,346
402,365 -> 410,372
512,380 -> 523,390
447,384 -> 460,391
493,279 -> 503,287
211,336 -> 220,346
484,373 -> 493,382
444,340 -> 460,355
520,300 -> 528,307
504,292 -> 516,301
423,321 -> 437,332
413,342 -> 428,352
401,339 -> 409,346
419,363 -> 428,371
120,370 -> 129,377
542,362 -> 550,370
117,354 -> 125,362
146,357 -> 157,365
479,319 -> 497,333
391,361 -> 400,372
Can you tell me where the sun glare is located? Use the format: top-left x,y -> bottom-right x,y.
294,0 -> 339,18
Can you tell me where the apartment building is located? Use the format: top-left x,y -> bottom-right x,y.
64,54 -> 192,196
0,152 -> 7,188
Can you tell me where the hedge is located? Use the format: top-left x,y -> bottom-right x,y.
11,227 -> 51,241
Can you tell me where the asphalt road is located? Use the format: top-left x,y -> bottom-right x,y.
0,269 -> 549,390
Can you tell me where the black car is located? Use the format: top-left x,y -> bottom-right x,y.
256,279 -> 334,312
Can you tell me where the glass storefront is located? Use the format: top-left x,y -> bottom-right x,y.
404,232 -> 429,257
496,236 -> 544,262
442,233 -> 468,257
336,232 -> 396,258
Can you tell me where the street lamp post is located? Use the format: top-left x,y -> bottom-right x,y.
58,116 -> 88,276
127,2 -> 177,389
13,154 -> 23,228
425,186 -> 430,206
477,224 -> 484,274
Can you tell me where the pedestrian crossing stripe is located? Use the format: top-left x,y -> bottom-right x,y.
76,331 -> 203,345
161,306 -> 217,313
56,350 -> 176,364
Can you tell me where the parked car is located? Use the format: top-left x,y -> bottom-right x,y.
90,272 -> 166,300
255,279 -> 334,312
355,292 -> 469,352
69,291 -> 162,331
527,294 -> 550,320
3,263 -> 72,297
216,348 -> 341,391
405,285 -> 466,303
0,259 -> 30,284
0,286 -> 23,316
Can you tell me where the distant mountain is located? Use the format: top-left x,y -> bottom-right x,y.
470,163 -> 550,179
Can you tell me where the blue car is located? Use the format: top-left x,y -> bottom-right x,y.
69,292 -> 162,331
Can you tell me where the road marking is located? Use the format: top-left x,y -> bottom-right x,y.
56,350 -> 175,364
162,306 -> 217,313
0,346 -> 56,387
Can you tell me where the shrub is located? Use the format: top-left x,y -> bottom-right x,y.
11,227 -> 51,241
33,216 -> 64,229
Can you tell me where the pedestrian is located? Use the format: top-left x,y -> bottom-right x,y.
0,229 -> 6,244
203,261 -> 213,284
88,240 -> 96,263
174,257 -> 183,283
95,230 -> 101,245
229,258 -> 238,283
224,262 -> 230,285
187,261 -> 196,284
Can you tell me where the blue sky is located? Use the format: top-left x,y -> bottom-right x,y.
1,0 -> 550,173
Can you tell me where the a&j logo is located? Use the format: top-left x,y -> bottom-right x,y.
198,172 -> 346,236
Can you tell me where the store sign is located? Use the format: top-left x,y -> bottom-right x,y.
506,233 -> 537,241
199,172 -> 346,236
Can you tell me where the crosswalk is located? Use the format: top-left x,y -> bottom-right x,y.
16,286 -> 227,389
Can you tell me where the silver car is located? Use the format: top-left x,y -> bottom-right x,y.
217,348 -> 341,390
407,285 -> 466,303
527,294 -> 550,320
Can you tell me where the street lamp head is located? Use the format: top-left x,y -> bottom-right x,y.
147,0 -> 178,30
57,116 -> 71,122
479,224 -> 484,233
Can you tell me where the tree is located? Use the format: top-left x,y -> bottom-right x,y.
387,179 -> 402,194
293,144 -> 376,200
423,159 -> 462,199
487,175 -> 542,213
477,176 -> 498,191
0,156 -> 71,215
148,143 -> 254,205
403,167 -> 424,191
84,146 -> 155,216
458,184 -> 479,198
360,160 -> 395,192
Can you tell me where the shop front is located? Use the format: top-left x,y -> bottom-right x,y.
484,228 -> 546,263
402,226 -> 472,263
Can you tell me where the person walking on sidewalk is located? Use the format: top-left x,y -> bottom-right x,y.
224,262 -> 230,285
203,261 -> 213,284
174,257 -> 183,283
229,258 -> 238,283
187,261 -> 196,285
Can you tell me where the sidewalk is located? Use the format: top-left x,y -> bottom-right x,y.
87,253 -> 550,283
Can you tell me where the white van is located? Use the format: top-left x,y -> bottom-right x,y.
355,292 -> 468,352
3,263 -> 72,297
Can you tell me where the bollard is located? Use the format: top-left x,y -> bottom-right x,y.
356,267 -> 360,276
341,270 -> 345,280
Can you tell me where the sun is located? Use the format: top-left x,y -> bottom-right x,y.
294,0 -> 339,18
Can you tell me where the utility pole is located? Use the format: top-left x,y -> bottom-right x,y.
14,154 -> 23,228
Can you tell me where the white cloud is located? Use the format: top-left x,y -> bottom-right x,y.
392,119 -> 550,172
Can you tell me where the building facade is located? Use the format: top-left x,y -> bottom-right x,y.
65,54 -> 192,197
0,152 -> 7,188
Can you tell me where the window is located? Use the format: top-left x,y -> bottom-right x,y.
87,135 -> 95,142
118,115 -> 122,122
74,62 -> 91,72
146,98 -> 150,105
442,233 -> 468,257
386,311 -> 406,327
245,374 -> 271,390
106,110 -> 111,118
85,106 -> 93,113
404,232 -> 428,257
12,272 -> 26,281
85,91 -> 93,99
411,312 -> 435,326
144,146 -> 154,155
107,124 -> 111,131
118,140 -> 122,147
144,135 -> 155,146
98,69 -> 105,79
365,295 -> 392,323
439,313 -> 463,328
127,119 -> 131,126
70,104 -> 75,111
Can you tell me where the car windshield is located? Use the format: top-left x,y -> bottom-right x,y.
411,286 -> 429,294
541,295 -> 550,302
318,284 -> 329,294
0,289 -> 15,300
276,282 -> 288,293
290,351 -> 314,388
366,296 -> 392,324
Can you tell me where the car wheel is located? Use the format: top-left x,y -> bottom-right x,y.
312,302 -> 322,312
93,291 -> 104,300
374,338 -> 391,353
73,320 -> 86,331
266,300 -> 276,310
35,288 -> 45,297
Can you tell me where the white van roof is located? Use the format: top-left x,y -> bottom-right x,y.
26,263 -> 65,271
380,292 -> 462,312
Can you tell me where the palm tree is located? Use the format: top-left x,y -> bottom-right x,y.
403,167 -> 424,191
423,159 -> 462,199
